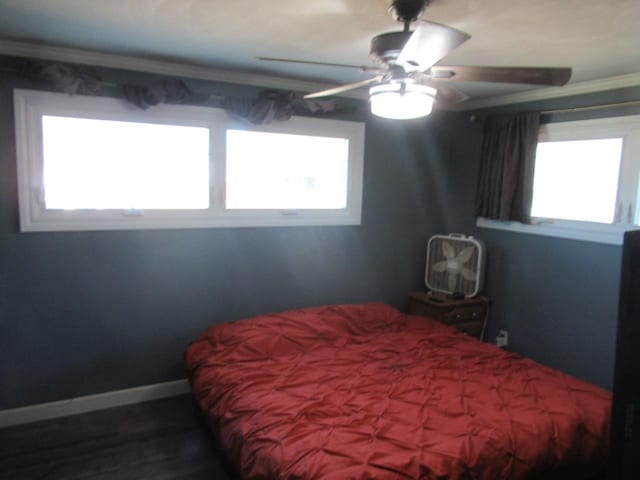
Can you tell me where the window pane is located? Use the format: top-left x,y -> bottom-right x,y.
226,130 -> 349,209
42,116 -> 210,209
531,138 -> 623,223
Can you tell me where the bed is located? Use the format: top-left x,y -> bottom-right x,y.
185,303 -> 611,479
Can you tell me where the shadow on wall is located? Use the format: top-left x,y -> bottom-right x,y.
460,89 -> 640,390
0,61 -> 470,408
478,228 -> 621,390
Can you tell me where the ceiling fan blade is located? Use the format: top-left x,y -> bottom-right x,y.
396,21 -> 470,73
303,76 -> 384,99
415,74 -> 469,106
257,57 -> 383,73
430,65 -> 572,86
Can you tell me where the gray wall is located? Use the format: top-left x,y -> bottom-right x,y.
1,58 -> 634,408
0,63 -> 464,409
436,88 -> 640,390
479,230 -> 621,389
360,109 -> 622,388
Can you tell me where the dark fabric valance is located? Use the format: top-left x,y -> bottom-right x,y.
6,58 -> 350,124
474,112 -> 540,223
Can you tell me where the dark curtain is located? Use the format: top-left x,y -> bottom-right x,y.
474,112 -> 540,223
11,59 -> 345,124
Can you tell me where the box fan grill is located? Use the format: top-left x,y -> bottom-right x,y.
425,234 -> 485,298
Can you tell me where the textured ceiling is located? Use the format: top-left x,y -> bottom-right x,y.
0,0 -> 639,101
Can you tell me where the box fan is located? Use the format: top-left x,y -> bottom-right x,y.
425,234 -> 485,298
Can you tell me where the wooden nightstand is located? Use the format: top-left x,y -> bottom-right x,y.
408,291 -> 489,340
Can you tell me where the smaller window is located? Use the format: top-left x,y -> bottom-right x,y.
478,115 -> 640,245
531,138 -> 623,223
226,130 -> 349,210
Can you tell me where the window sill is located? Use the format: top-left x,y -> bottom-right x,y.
19,208 -> 362,232
476,217 -> 639,245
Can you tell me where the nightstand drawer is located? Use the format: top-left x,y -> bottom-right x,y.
408,300 -> 439,319
407,291 -> 489,340
452,320 -> 484,337
442,306 -> 485,325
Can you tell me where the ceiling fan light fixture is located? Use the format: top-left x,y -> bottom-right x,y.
369,82 -> 436,120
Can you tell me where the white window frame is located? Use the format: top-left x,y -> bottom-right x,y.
477,115 -> 640,245
14,89 -> 365,232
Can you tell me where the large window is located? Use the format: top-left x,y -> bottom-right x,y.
14,89 -> 365,231
478,115 -> 640,244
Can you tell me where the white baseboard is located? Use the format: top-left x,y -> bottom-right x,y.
0,379 -> 191,428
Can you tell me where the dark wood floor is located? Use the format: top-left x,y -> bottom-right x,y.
0,395 -> 236,480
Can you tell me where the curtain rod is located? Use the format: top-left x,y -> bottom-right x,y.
540,100 -> 640,115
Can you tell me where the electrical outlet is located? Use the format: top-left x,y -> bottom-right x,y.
495,329 -> 509,348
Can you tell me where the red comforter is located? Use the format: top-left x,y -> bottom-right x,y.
186,303 -> 611,479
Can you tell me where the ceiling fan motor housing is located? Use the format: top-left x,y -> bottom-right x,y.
370,31 -> 412,66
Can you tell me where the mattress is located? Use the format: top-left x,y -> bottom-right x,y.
185,303 -> 611,479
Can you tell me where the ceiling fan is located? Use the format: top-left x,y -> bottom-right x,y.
258,0 -> 572,119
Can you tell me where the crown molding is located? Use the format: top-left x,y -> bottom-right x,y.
0,39 -> 368,100
451,73 -> 640,111
5,39 -> 635,110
